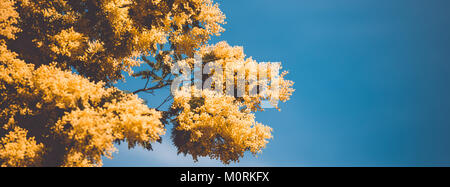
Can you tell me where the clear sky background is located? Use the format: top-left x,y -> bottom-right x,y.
103,0 -> 450,166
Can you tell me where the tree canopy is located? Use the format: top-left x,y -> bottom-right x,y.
0,0 -> 294,167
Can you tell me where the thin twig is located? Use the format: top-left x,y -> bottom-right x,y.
156,94 -> 173,110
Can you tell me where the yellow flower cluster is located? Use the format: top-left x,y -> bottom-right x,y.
0,47 -> 164,166
0,0 -> 20,39
54,94 -> 164,167
197,41 -> 295,111
172,88 -> 272,164
170,42 -> 294,164
0,127 -> 44,167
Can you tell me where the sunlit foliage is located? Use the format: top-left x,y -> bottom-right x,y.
0,0 -> 293,167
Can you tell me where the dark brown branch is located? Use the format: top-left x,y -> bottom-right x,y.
156,94 -> 173,110
132,84 -> 168,94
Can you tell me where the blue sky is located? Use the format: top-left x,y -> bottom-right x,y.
103,0 -> 450,166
